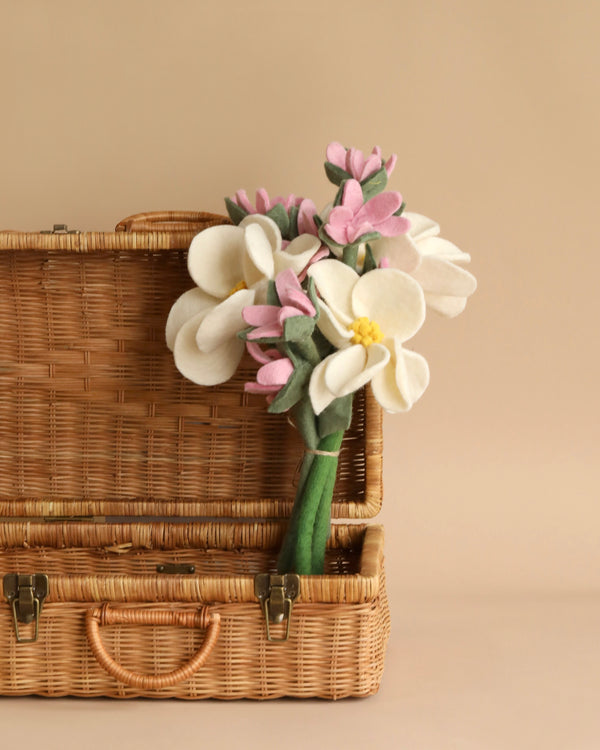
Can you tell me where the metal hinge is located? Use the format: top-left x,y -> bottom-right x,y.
254,573 -> 300,643
3,573 -> 49,643
40,224 -> 81,235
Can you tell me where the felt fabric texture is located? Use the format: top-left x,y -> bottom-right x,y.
325,141 -> 396,181
369,211 -> 477,318
166,217 -> 324,386
324,179 -> 410,247
307,261 -> 427,414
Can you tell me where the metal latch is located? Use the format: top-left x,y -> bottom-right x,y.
3,574 -> 49,643
40,224 -> 81,234
254,573 -> 300,642
156,563 -> 196,574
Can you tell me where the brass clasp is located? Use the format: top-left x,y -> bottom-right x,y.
254,573 -> 300,642
3,573 -> 49,643
40,224 -> 80,235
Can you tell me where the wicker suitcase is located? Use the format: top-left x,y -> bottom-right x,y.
0,212 -> 390,699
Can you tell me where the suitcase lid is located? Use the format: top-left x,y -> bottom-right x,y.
0,213 -> 383,521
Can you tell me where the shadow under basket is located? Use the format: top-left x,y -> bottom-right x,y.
0,213 -> 390,700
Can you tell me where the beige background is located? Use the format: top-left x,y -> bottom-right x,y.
1,0 -> 598,747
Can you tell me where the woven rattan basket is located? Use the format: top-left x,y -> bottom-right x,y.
0,212 -> 390,699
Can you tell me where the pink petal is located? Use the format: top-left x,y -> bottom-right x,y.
265,348 -> 283,360
275,267 -> 302,306
285,288 -> 316,316
384,153 -> 397,176
348,148 -> 366,181
278,305 -> 303,323
347,221 -> 375,244
297,246 -> 329,282
361,154 -> 382,181
379,257 -> 390,269
358,191 -> 402,224
246,324 -> 283,340
327,205 -> 354,228
372,146 -> 382,159
297,199 -> 318,236
324,223 -> 350,245
242,304 -> 279,327
342,179 -> 364,214
255,188 -> 271,214
373,215 -> 411,237
234,189 -> 255,214
257,358 -> 294,386
326,141 -> 347,169
246,341 -> 272,365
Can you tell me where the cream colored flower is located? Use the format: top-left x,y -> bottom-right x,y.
369,211 -> 477,317
307,260 -> 429,414
166,215 -> 321,385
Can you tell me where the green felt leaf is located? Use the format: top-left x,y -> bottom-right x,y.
237,325 -> 256,342
342,245 -> 359,271
292,395 -> 319,450
324,161 -> 351,186
283,315 -> 315,343
312,327 -> 334,360
318,393 -> 354,439
266,280 -> 280,307
333,182 -> 347,208
393,201 -> 406,217
287,205 -> 299,240
224,197 -> 248,226
313,214 -> 324,229
360,166 -> 388,201
268,359 -> 312,414
362,243 -> 377,274
352,231 -> 381,246
306,277 -> 320,322
266,204 -> 290,236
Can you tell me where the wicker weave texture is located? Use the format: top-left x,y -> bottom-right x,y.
0,226 -> 383,519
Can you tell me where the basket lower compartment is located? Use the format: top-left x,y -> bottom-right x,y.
0,522 -> 389,699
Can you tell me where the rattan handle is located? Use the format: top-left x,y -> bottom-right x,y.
85,604 -> 220,690
115,210 -> 229,233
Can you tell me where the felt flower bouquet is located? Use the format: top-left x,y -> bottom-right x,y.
166,142 -> 477,574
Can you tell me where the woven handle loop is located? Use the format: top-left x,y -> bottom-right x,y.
85,604 -> 220,690
115,210 -> 229,233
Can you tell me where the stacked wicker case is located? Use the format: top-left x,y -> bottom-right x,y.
0,212 -> 390,699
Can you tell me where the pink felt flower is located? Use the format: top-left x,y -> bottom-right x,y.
244,342 -> 294,404
297,198 -> 319,237
242,268 -> 316,340
233,189 -> 303,215
326,142 -> 397,181
324,179 -> 410,246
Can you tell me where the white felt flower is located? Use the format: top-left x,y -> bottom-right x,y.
369,211 -> 477,317
307,260 -> 429,414
166,216 -> 321,385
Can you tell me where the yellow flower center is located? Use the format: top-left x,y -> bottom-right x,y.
228,280 -> 248,297
348,317 -> 384,348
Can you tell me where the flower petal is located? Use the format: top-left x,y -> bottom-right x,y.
240,214 -> 282,253
195,288 -> 255,353
308,355 -> 338,415
324,343 -> 389,398
357,191 -> 402,224
342,179 -> 364,213
165,288 -> 218,351
234,189 -> 254,214
410,256 -> 477,297
256,358 -> 294,386
370,338 -> 429,412
405,212 -> 440,240
369,235 -> 421,274
173,312 -> 245,386
307,259 -> 357,324
315,299 -> 354,348
326,141 -> 347,169
351,268 -> 425,342
243,222 -> 275,287
423,292 -> 468,317
416,235 -> 471,263
187,225 -> 245,298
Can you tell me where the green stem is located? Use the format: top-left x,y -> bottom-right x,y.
310,452 -> 339,574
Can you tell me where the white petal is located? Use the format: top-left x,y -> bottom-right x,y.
307,259 -> 357,325
165,288 -> 218,351
173,312 -> 245,386
405,212 -> 440,240
369,234 -> 421,273
416,235 -> 471,263
411,256 -> 477,297
240,214 -> 282,253
243,223 -> 275,287
274,234 -> 322,275
187,225 -> 245,299
424,293 -> 468,317
309,356 -> 338,415
324,343 -> 389,398
316,299 -> 354,349
195,288 -> 255,352
370,338 -> 429,412
351,268 -> 425,343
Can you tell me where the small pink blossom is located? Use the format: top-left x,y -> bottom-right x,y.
232,189 -> 303,215
244,342 -> 294,404
297,198 -> 319,236
324,179 -> 410,246
242,268 -> 316,340
326,142 -> 397,181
